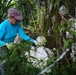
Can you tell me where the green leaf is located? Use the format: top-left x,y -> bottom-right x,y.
65,38 -> 73,48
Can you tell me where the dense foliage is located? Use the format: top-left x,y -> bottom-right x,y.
0,0 -> 76,75
2,42 -> 41,75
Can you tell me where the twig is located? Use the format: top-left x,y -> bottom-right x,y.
38,49 -> 69,75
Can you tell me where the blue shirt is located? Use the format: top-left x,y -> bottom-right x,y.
0,19 -> 34,46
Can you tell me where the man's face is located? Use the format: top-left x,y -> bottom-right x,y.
8,17 -> 18,25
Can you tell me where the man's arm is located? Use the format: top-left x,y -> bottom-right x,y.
0,23 -> 6,47
18,27 -> 34,43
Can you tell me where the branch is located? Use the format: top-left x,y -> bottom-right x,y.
38,49 -> 69,75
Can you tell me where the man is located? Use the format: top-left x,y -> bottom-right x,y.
0,8 -> 38,75
0,8 -> 38,47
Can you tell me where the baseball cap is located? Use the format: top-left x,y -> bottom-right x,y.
8,8 -> 23,20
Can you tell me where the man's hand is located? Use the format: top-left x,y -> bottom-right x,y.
34,40 -> 41,46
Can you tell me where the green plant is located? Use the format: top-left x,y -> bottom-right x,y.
49,60 -> 76,75
2,41 -> 41,75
